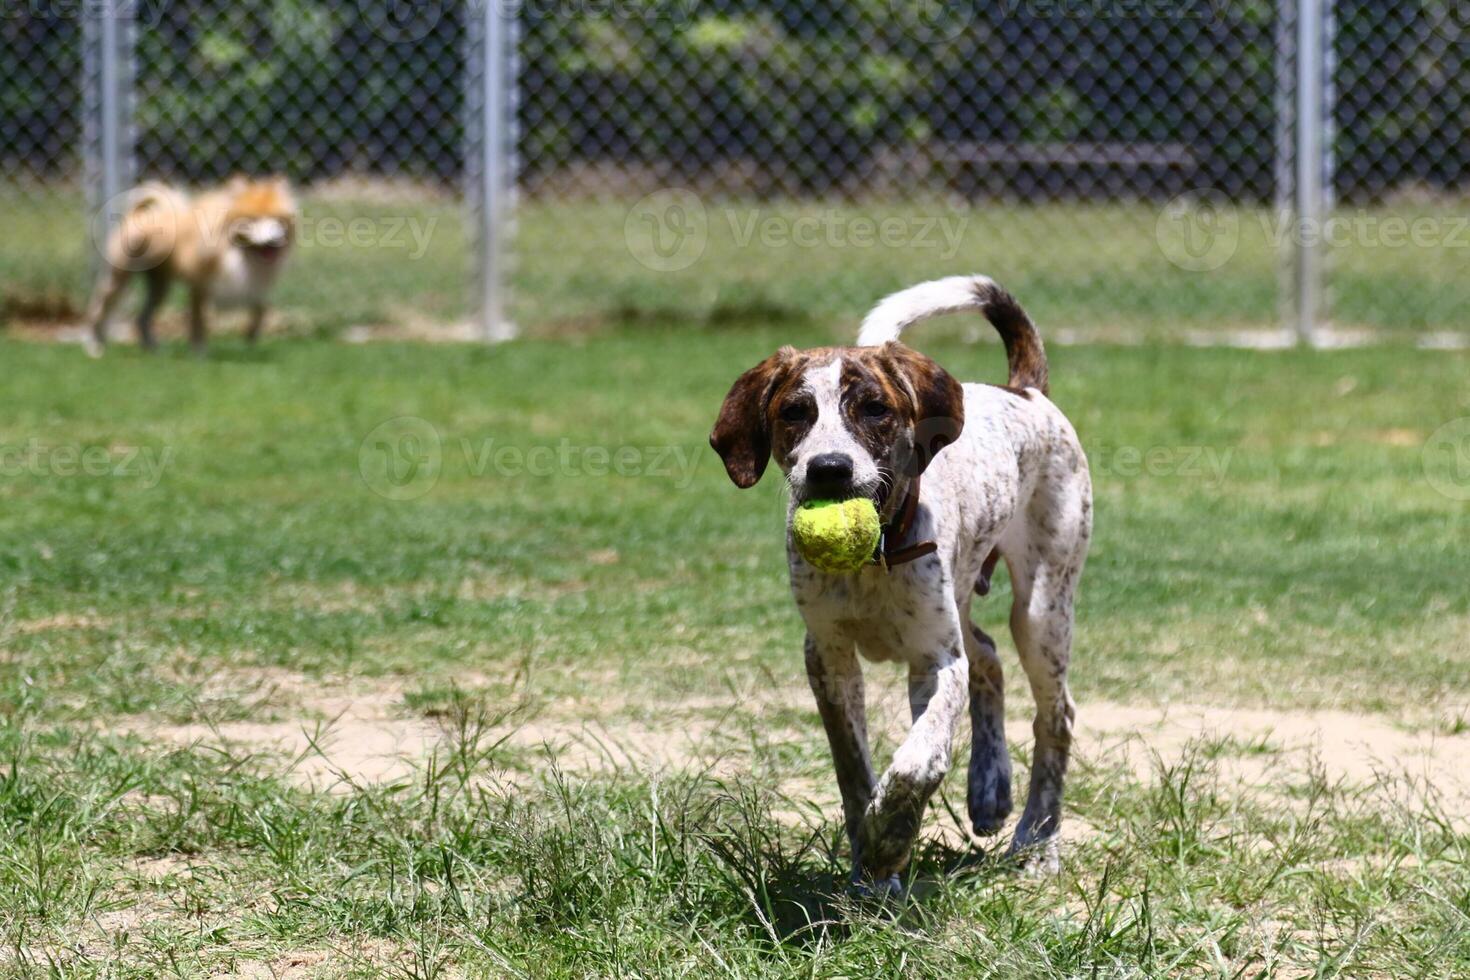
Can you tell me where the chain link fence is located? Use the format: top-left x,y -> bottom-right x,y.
2,1 -> 1466,342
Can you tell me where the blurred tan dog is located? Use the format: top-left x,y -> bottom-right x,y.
87,176 -> 296,354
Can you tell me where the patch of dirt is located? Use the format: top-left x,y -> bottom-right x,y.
341,319 -> 487,344
119,669 -> 1470,830
262,573 -> 600,616
8,612 -> 113,635
124,686 -> 441,789
126,854 -> 196,880
219,950 -> 331,979
8,315 -> 286,346
8,310 -> 1468,350
1079,700 -> 1470,813
1307,427 -> 1424,447
211,937 -> 443,980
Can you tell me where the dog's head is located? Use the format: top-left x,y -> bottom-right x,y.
225,176 -> 297,264
709,342 -> 964,507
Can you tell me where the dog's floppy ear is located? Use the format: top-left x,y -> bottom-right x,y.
880,341 -> 965,476
709,347 -> 798,489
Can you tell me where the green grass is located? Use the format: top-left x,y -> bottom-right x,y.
5,191 -> 1468,335
0,332 -> 1468,974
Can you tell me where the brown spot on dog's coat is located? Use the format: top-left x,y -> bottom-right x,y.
873,342 -> 965,474
710,346 -> 801,488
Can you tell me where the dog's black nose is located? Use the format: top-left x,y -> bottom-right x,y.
807,453 -> 854,492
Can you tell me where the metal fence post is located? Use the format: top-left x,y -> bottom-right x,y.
1294,0 -> 1334,346
82,0 -> 135,260
1274,0 -> 1298,336
467,0 -> 518,342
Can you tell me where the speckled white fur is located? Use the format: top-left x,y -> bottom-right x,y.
789,289 -> 1092,888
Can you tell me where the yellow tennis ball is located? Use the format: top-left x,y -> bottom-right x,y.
791,497 -> 881,573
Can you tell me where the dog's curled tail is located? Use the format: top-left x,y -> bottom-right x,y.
124,181 -> 190,218
857,275 -> 1048,395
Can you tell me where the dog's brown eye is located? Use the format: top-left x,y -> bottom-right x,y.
779,402 -> 810,423
861,400 -> 890,419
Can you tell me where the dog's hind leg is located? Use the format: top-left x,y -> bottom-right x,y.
965,617 -> 1012,835
87,267 -> 131,355
1004,521 -> 1087,873
134,268 -> 168,351
187,286 -> 210,355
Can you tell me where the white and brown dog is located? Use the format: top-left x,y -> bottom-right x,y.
710,276 -> 1091,889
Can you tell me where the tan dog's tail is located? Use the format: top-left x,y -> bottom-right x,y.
101,182 -> 192,271
856,275 -> 1048,395
122,181 -> 190,219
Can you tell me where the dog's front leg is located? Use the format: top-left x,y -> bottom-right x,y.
245,302 -> 267,344
857,630 -> 968,879
187,286 -> 211,356
803,633 -> 883,887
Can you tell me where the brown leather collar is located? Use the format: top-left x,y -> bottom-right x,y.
874,475 -> 937,569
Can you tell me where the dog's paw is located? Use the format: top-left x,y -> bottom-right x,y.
857,825 -> 916,879
1011,840 -> 1058,875
856,775 -> 930,879
1007,829 -> 1061,876
967,771 -> 1013,836
849,871 -> 905,902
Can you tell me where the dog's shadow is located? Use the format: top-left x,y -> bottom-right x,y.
694,792 -> 1009,946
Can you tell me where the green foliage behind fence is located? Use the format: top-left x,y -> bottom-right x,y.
3,1 -> 1465,201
